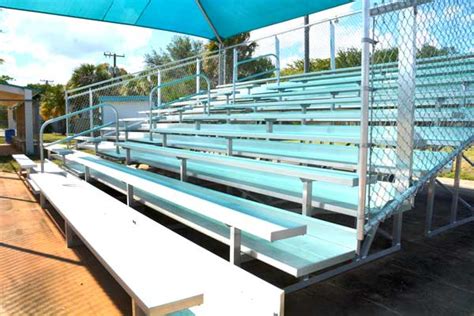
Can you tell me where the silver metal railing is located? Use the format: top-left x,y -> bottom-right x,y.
232,36 -> 280,104
148,73 -> 212,141
39,103 -> 120,172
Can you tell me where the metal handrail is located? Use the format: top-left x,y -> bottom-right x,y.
232,38 -> 280,104
65,11 -> 361,97
148,73 -> 212,141
39,103 -> 120,172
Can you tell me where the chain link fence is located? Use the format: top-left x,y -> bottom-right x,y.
366,0 -> 473,228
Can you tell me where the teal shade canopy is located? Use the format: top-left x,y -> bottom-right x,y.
0,0 -> 352,40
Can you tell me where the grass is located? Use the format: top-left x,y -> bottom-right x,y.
0,156 -> 18,173
439,146 -> 474,181
42,133 -> 66,143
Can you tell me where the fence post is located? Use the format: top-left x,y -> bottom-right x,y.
232,48 -> 238,104
64,91 -> 69,136
357,0 -> 371,255
394,6 -> 417,200
330,20 -> 337,70
223,48 -> 227,85
157,69 -> 162,108
88,88 -> 93,137
218,43 -> 224,86
196,58 -> 201,93
275,35 -> 281,85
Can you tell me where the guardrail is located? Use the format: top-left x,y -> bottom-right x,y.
39,103 -> 120,172
148,73 -> 212,141
232,36 -> 280,104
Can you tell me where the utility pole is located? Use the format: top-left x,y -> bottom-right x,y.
40,79 -> 54,85
104,52 -> 125,77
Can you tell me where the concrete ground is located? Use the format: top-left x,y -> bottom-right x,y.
0,142 -> 473,315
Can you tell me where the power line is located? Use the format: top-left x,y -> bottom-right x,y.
104,52 -> 125,77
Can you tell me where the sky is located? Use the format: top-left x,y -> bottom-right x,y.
1,1 -> 361,86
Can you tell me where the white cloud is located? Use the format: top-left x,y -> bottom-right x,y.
0,9 -> 154,85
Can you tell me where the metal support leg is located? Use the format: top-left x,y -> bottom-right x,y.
301,179 -> 313,216
425,177 -> 436,236
126,183 -> 136,207
266,120 -> 274,133
392,213 -> 403,247
40,192 -> 46,208
179,158 -> 187,182
132,299 -> 146,316
125,148 -> 131,165
65,222 -> 82,248
450,153 -> 462,224
361,222 -> 380,258
226,137 -> 233,156
162,134 -> 167,147
230,226 -> 241,266
84,166 -> 91,182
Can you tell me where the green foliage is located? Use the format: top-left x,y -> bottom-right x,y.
39,84 -> 66,120
204,33 -> 274,85
282,44 -> 456,75
0,58 -> 14,84
145,36 -> 203,67
0,75 -> 13,84
67,63 -> 126,89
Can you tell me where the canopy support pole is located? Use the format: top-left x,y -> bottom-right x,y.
195,0 -> 224,45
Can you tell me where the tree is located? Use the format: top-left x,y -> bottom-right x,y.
39,84 -> 66,120
281,48 -> 361,75
144,36 -> 203,68
67,63 -> 126,89
0,58 -> 14,84
204,33 -> 274,85
0,75 -> 13,84
282,44 -> 456,75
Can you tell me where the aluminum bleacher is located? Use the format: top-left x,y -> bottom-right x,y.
30,4 -> 473,313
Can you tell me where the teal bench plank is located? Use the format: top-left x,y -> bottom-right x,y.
149,124 -> 471,147
120,135 -> 452,175
180,108 -> 473,123
66,152 -> 357,277
98,148 -> 391,216
119,141 -> 362,186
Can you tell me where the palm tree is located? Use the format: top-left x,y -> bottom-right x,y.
40,84 -> 65,120
67,63 -> 126,89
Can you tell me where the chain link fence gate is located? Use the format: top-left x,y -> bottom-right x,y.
365,0 -> 473,229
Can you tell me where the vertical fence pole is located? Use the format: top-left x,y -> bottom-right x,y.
218,43 -> 224,86
64,91 -> 69,136
394,6 -> 417,200
223,48 -> 227,85
232,48 -> 238,104
157,69 -> 162,108
330,20 -> 337,71
357,0 -> 371,254
88,88 -> 94,137
450,153 -> 462,223
304,15 -> 310,73
275,35 -> 281,85
196,58 -> 201,93
392,5 -> 417,247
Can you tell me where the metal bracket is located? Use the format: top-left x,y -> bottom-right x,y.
361,37 -> 377,45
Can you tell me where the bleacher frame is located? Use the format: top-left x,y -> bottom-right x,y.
35,0 -> 473,309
